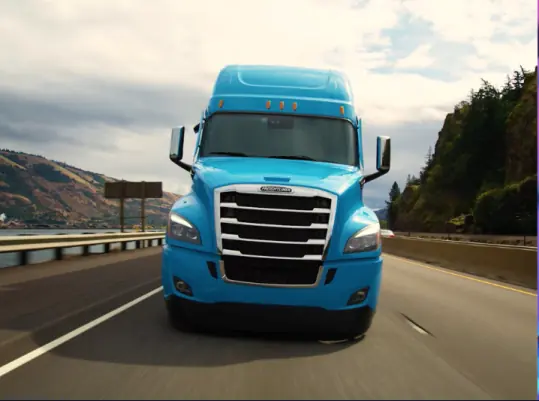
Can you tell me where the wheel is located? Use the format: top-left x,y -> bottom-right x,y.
319,309 -> 374,343
343,312 -> 374,340
341,321 -> 371,342
344,332 -> 366,342
318,330 -> 366,343
166,297 -> 197,333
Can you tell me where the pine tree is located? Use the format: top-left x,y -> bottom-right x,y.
426,146 -> 433,166
406,174 -> 412,185
385,182 -> 401,230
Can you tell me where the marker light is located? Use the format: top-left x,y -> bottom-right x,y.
340,106 -> 345,115
266,100 -> 271,109
292,102 -> 297,111
279,101 -> 284,110
218,100 -> 224,108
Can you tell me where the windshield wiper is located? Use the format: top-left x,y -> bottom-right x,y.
207,151 -> 250,157
269,155 -> 316,161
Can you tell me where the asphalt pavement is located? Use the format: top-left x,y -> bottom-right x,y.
0,248 -> 536,399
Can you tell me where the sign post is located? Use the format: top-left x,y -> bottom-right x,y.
119,180 -> 125,232
104,181 -> 163,232
141,181 -> 146,233
120,197 -> 125,232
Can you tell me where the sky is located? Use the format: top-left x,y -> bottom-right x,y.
0,0 -> 536,209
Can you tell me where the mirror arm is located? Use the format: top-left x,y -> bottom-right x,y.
364,171 -> 385,183
172,159 -> 192,173
362,170 -> 388,187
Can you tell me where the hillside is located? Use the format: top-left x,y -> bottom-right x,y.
0,150 -> 180,228
373,208 -> 388,222
387,66 -> 537,235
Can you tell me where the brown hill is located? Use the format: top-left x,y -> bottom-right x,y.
0,150 -> 180,228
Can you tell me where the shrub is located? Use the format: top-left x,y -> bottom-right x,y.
474,175 -> 537,234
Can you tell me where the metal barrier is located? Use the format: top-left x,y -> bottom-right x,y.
4,232 -> 536,289
393,231 -> 537,247
0,232 -> 166,266
382,236 -> 537,289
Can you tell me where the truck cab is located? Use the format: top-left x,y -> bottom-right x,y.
164,64 -> 391,339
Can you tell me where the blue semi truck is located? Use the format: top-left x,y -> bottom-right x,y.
164,64 -> 391,339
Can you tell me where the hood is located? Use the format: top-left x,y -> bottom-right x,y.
193,156 -> 361,195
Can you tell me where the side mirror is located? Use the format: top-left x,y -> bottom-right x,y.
363,136 -> 391,185
169,126 -> 185,162
193,123 -> 200,134
169,126 -> 192,173
376,136 -> 391,172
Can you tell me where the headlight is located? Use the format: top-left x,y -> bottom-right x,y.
168,212 -> 201,245
344,223 -> 381,253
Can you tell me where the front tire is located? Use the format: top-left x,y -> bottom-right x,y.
345,309 -> 375,340
319,309 -> 374,342
166,297 -> 197,333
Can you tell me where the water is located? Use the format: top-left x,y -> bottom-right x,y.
0,228 -> 164,269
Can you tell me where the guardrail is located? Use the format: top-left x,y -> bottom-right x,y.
394,231 -> 537,247
382,236 -> 537,289
3,231 -> 536,290
0,232 -> 166,266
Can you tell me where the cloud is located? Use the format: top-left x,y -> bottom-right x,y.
0,80 -> 206,195
0,0 -> 535,206
401,0 -> 535,43
394,44 -> 435,69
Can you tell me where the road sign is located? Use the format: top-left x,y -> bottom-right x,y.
104,181 -> 163,199
103,181 -> 164,232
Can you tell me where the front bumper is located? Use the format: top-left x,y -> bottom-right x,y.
167,294 -> 374,334
161,244 -> 383,311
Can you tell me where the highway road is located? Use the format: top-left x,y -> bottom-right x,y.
0,248 -> 536,399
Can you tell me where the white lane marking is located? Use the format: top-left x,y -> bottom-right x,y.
405,319 -> 429,336
0,278 -> 160,350
0,286 -> 163,379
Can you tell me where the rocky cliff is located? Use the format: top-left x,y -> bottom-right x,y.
387,66 -> 537,235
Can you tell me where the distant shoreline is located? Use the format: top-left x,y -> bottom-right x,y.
0,226 -> 117,230
0,225 -> 164,230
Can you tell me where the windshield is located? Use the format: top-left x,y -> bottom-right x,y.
198,113 -> 358,166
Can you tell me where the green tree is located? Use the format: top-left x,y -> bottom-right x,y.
385,181 -> 401,230
389,66 -> 536,235
406,174 -> 412,185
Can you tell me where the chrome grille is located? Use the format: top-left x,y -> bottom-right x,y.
214,184 -> 337,286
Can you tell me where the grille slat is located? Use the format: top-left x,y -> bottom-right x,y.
222,239 -> 324,258
216,187 -> 334,286
221,223 -> 326,242
221,202 -> 330,214
222,234 -> 325,245
221,207 -> 329,226
221,218 -> 328,229
220,192 -> 330,210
